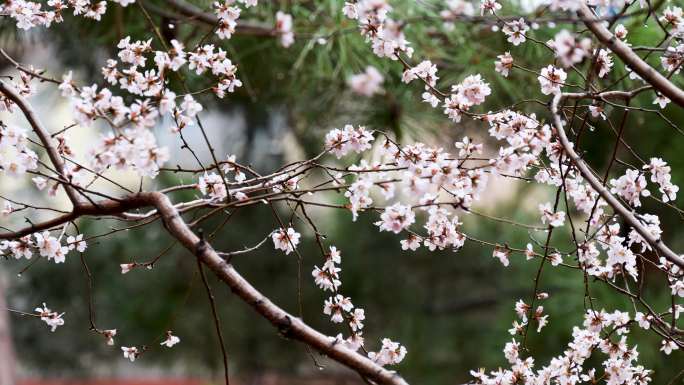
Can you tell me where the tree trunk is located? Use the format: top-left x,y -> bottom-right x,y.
0,270 -> 16,385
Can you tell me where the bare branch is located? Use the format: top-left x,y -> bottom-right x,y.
552,92 -> 684,269
579,3 -> 684,107
148,192 -> 410,385
0,80 -> 83,206
2,190 -> 410,385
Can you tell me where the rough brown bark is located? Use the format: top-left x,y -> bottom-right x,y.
552,93 -> 684,269
579,3 -> 684,107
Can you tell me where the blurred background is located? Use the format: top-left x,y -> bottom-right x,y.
0,0 -> 683,384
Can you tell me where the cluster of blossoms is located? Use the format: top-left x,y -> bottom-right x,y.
1,0 -> 135,30
643,157 -> 679,202
337,1 -> 684,377
344,175 -> 375,222
311,245 -> 406,365
485,112 -> 679,284
538,202 -> 566,227
330,129 -> 487,251
324,124 -> 374,158
367,338 -> 407,366
576,220 -> 641,280
376,203 -> 415,234
594,48 -> 614,78
343,0 -> 413,60
485,110 -> 555,178
495,52 -> 514,77
86,128 -> 169,178
0,125 -> 38,176
213,0 -> 257,40
198,172 -> 230,201
213,0 -> 293,48
480,0 -> 502,15
312,246 -> 342,292
610,169 -> 651,208
160,331 -> 181,348
502,19 -> 529,46
658,257 -> 684,305
316,94 -> 677,376
401,60 -> 440,107
121,346 -> 139,362
442,74 -> 492,122
214,1 -> 242,40
474,309 -> 655,385
34,303 -> 65,332
512,298 -> 549,334
399,58 -> 492,122
275,11 -> 294,48
659,6 -> 684,37
271,227 -> 301,255
538,65 -> 568,95
195,153 -> 303,203
0,67 -> 38,105
103,329 -> 117,346
661,43 -> 684,75
0,236 -> 32,260
493,244 -> 512,266
323,295 -> 354,327
348,66 -> 384,97
550,29 -> 592,68
265,191 -> 407,365
1,231 -> 87,264
54,33 -> 244,179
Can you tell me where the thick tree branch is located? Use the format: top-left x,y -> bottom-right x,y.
147,191 -> 409,385
562,86 -> 651,101
0,194 -> 153,240
1,191 -> 409,385
579,3 -> 684,107
0,273 -> 16,385
552,93 -> 684,269
0,80 -> 83,206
